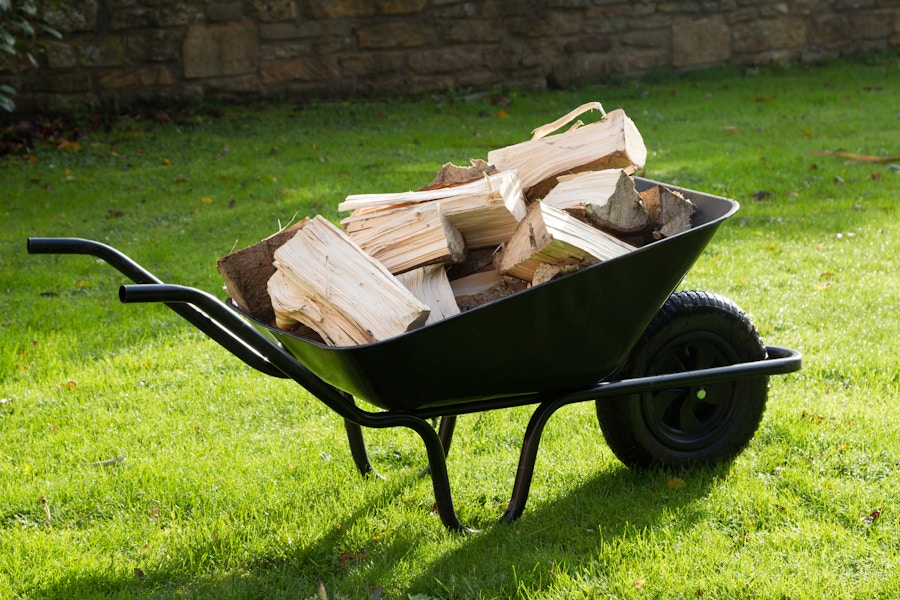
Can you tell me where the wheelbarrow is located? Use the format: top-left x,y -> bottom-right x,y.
27,177 -> 801,532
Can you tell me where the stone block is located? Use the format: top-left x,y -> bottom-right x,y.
408,46 -> 483,74
378,0 -> 428,15
45,42 -> 77,69
355,22 -> 432,48
252,0 -> 297,22
206,74 -> 263,93
184,20 -> 259,79
99,66 -> 174,89
304,0 -> 376,18
126,30 -> 181,63
208,0 -> 245,22
260,56 -> 340,84
74,36 -> 125,67
443,20 -> 505,43
672,15 -> 731,67
850,10 -> 895,40
565,36 -> 614,54
339,52 -> 406,77
732,17 -> 806,54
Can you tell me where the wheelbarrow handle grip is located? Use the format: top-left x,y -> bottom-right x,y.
28,237 -> 161,284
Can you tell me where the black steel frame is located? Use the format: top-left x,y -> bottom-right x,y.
27,237 -> 802,532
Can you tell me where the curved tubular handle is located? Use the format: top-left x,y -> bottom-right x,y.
27,237 -> 286,378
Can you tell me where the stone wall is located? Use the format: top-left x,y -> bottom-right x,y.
4,0 -> 899,115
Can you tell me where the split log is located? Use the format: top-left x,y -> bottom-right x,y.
542,169 -> 649,235
340,201 -> 466,274
449,269 -> 529,312
396,264 -> 460,325
216,219 -> 307,324
268,215 -> 430,346
340,170 -> 527,249
339,170 -> 528,249
487,104 -> 647,199
640,184 -> 696,239
495,202 -> 637,281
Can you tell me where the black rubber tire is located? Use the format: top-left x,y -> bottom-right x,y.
597,290 -> 768,469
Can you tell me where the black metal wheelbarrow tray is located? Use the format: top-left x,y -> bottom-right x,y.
28,177 -> 801,532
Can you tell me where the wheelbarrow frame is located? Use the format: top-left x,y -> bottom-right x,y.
26,183 -> 802,532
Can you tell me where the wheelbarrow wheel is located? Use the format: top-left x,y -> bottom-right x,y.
597,290 -> 768,469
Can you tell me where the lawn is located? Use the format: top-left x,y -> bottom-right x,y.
1,53 -> 898,599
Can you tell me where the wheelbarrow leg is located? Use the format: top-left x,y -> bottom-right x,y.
419,416 -> 457,478
501,397 -> 569,524
405,418 -> 475,533
437,416 -> 457,455
344,419 -> 381,479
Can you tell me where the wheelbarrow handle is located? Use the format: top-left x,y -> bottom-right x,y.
28,237 -> 162,284
27,237 -> 288,378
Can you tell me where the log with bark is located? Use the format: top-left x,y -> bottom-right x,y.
639,184 -> 696,240
268,215 -> 431,346
542,169 -> 649,235
340,201 -> 466,274
449,269 -> 529,312
215,219 -> 307,325
487,103 -> 647,200
340,169 -> 527,249
494,201 -> 637,282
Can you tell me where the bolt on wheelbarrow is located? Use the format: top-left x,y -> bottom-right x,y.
27,177 -> 801,532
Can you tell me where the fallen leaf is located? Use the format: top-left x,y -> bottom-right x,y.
162,158 -> 172,166
201,197 -> 214,204
752,190 -> 771,201
134,567 -> 146,581
667,477 -> 687,490
861,505 -> 884,525
634,579 -> 646,589
496,109 -> 510,118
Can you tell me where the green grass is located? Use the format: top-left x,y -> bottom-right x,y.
2,53 -> 899,599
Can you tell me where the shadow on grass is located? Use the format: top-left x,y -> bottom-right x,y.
31,454 -> 728,599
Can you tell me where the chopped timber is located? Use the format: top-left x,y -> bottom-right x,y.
495,202 -> 637,281
445,246 -> 497,280
640,184 -> 696,239
216,219 -> 308,324
487,106 -> 647,199
421,158 -> 496,190
531,262 -> 581,287
340,202 -> 466,274
268,215 -> 431,346
450,269 -> 529,312
340,170 -> 527,249
543,169 -> 649,234
396,264 -> 460,325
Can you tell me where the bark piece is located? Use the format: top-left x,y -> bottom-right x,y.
340,170 -> 527,249
396,264 -> 460,325
495,202 -> 636,281
450,269 -> 529,312
543,169 -> 649,234
216,219 -> 308,324
487,106 -> 647,199
421,158 -> 497,190
268,215 -> 430,346
340,202 -> 466,274
640,184 -> 696,239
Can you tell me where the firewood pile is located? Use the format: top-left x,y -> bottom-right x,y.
217,102 -> 696,346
